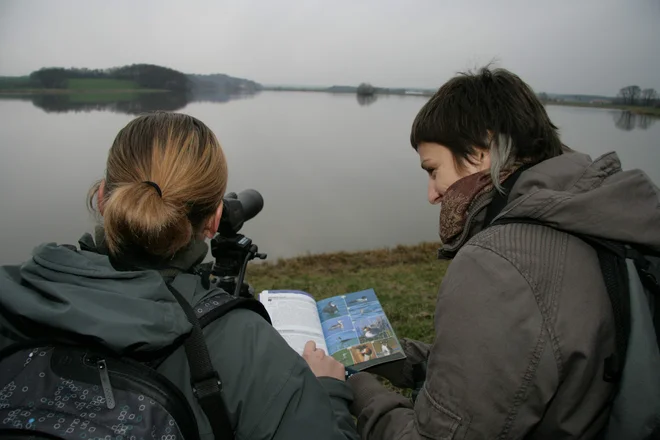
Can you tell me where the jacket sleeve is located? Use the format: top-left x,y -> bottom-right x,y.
367,338 -> 432,389
205,308 -> 360,440
263,361 -> 360,440
348,245 -> 558,439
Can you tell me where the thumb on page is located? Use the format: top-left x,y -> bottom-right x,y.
302,341 -> 345,381
303,340 -> 317,355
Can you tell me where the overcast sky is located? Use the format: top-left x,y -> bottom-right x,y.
1,0 -> 658,96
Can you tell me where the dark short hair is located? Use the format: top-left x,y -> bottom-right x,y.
410,66 -> 563,176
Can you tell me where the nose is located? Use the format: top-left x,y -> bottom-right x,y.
428,179 -> 442,205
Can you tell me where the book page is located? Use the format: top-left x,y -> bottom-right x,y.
259,290 -> 328,355
316,288 -> 405,370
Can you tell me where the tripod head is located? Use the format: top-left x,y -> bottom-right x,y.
210,189 -> 267,298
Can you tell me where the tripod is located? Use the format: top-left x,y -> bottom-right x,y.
209,233 -> 266,298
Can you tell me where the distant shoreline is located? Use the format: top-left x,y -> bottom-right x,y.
0,88 -> 167,95
542,101 -> 660,117
260,87 -> 660,116
262,85 -> 434,97
2,86 -> 658,117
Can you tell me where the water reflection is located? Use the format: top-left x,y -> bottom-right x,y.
0,90 -> 258,115
356,93 -> 378,106
2,92 -> 658,133
613,111 -> 657,131
191,90 -> 259,105
0,93 -> 658,264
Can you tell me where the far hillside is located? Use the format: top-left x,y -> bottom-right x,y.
0,75 -> 39,90
27,64 -> 189,91
0,64 -> 262,95
188,73 -> 262,94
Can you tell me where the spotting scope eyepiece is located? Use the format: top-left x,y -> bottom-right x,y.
218,189 -> 264,237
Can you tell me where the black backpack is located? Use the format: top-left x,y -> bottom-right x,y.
484,164 -> 660,439
0,283 -> 271,440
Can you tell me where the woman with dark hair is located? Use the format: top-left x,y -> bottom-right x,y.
347,68 -> 660,439
0,112 -> 358,439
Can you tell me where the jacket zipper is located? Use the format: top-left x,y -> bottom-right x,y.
97,360 -> 116,409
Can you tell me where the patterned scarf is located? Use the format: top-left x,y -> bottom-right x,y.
439,165 -> 523,244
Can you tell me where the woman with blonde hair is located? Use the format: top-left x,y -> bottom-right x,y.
0,112 -> 358,439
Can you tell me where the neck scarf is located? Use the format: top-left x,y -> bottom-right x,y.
439,165 -> 523,244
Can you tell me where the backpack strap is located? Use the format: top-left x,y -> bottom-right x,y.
193,291 -> 272,329
482,162 -> 536,226
166,283 -> 235,440
629,250 -> 660,348
591,240 -> 631,382
147,285 -> 271,368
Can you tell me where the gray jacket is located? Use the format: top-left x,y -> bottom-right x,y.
0,233 -> 359,440
349,151 -> 660,439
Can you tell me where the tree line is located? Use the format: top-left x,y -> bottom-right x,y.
29,64 -> 190,91
617,85 -> 658,107
537,87 -> 658,107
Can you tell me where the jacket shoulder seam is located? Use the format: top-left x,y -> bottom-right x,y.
464,243 -> 557,437
468,226 -> 566,375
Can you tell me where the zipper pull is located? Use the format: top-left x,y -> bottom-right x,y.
97,360 -> 116,409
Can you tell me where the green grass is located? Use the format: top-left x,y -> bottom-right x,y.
247,242 -> 447,344
0,76 -> 37,89
246,242 -> 447,395
66,78 -> 140,90
68,91 -> 142,103
0,76 -> 166,95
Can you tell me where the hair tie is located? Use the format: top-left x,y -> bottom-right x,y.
143,181 -> 162,197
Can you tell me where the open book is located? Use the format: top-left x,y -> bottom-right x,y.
258,288 -> 406,371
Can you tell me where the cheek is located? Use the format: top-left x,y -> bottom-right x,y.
434,165 -> 453,193
433,176 -> 447,194
437,163 -> 464,192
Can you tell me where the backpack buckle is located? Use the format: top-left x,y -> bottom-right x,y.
627,250 -> 660,293
192,371 -> 223,399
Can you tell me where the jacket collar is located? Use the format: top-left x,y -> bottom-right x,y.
78,225 -> 209,275
438,190 -> 495,259
439,150 -> 660,259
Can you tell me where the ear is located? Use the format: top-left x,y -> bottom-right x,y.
479,148 -> 492,172
470,148 -> 491,173
203,202 -> 224,239
98,180 -> 106,215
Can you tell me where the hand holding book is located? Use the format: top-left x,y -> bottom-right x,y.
302,340 -> 346,381
259,288 -> 406,373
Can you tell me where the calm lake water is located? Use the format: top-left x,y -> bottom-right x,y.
0,92 -> 658,265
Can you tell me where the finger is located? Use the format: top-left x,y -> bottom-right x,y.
303,340 -> 317,356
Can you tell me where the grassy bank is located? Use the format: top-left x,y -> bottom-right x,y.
66,78 -> 140,90
0,77 -> 165,95
247,242 -> 447,344
0,88 -> 165,95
